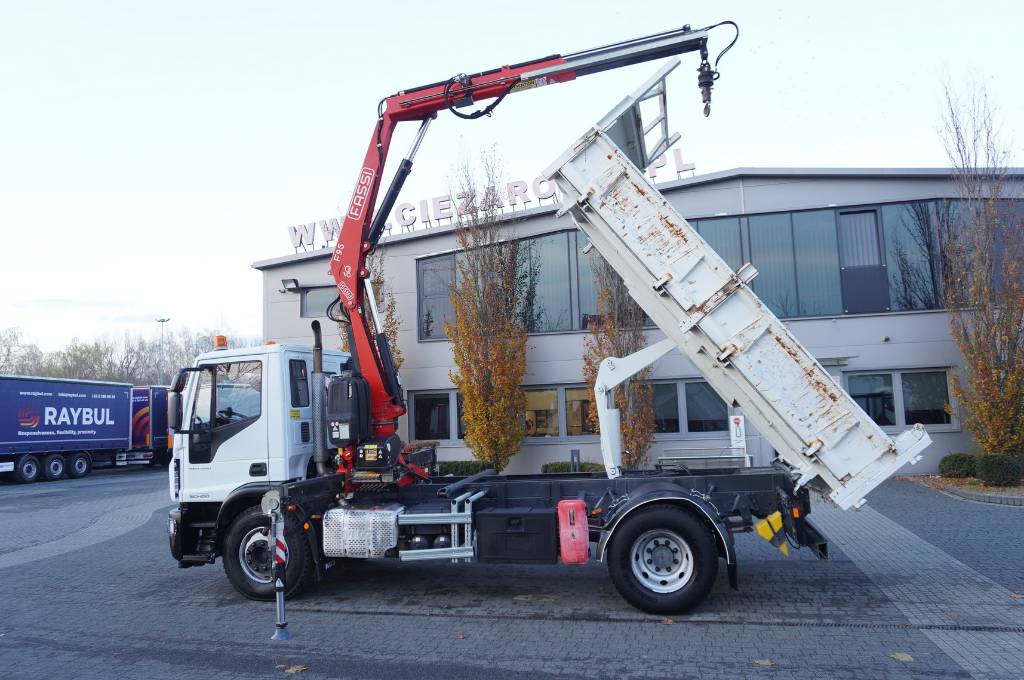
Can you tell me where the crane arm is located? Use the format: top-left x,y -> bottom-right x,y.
327,22 -> 734,443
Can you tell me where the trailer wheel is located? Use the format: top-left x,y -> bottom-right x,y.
66,452 -> 91,479
41,454 -> 65,481
606,506 -> 718,615
222,506 -> 312,601
14,455 -> 41,484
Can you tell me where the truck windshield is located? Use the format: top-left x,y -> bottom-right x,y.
192,361 -> 262,429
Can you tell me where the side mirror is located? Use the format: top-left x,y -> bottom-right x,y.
171,366 -> 217,436
168,392 -> 183,432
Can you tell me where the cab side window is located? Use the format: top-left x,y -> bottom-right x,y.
289,359 -> 310,408
189,361 -> 262,464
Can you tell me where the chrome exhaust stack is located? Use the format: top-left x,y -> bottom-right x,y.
311,320 -> 331,477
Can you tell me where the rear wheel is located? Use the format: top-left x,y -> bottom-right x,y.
222,506 -> 312,600
606,506 -> 718,614
66,452 -> 91,479
14,455 -> 41,484
42,453 -> 65,481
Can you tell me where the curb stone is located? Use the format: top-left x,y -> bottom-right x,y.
937,483 -> 1024,507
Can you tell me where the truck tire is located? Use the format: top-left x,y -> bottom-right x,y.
41,453 -> 65,481
222,506 -> 312,601
606,505 -> 718,615
66,452 -> 91,479
14,455 -> 41,484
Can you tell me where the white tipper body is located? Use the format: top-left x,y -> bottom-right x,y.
543,127 -> 931,510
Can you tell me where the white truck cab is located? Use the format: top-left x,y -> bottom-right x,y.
169,342 -> 347,504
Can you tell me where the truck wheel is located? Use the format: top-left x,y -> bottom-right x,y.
66,452 -> 91,479
14,455 -> 41,484
41,454 -> 65,481
606,506 -> 718,615
222,506 -> 312,601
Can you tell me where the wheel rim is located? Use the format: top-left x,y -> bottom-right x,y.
22,460 -> 38,479
630,529 -> 694,594
73,457 -> 88,475
48,459 -> 63,476
238,527 -> 283,584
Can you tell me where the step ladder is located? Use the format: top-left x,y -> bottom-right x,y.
397,490 -> 487,562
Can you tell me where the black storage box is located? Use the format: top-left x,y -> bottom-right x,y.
326,372 -> 370,447
475,507 -> 558,564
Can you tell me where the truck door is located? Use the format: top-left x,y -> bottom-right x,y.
181,359 -> 268,502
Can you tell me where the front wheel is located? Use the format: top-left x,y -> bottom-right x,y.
606,506 -> 718,615
222,506 -> 312,600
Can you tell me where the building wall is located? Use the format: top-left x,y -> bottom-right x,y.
256,171 -> 1007,475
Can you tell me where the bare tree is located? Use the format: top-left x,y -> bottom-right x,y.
940,80 -> 1024,454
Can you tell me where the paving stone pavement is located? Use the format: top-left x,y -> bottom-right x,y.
0,471 -> 1019,679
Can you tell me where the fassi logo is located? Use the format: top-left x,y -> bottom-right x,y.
17,407 -> 40,428
347,167 -> 375,220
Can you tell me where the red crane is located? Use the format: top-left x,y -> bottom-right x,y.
326,21 -> 737,479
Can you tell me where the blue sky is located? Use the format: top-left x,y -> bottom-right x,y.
1,1 -> 1021,349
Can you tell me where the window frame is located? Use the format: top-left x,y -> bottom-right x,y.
300,286 -> 338,319
844,368 -> 958,432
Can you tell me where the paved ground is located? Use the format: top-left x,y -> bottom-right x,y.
1,470 -> 1022,679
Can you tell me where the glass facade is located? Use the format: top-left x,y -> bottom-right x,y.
417,199 -> 1015,336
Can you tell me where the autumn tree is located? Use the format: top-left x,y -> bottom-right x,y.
581,250 -> 655,469
940,81 -> 1024,455
445,153 -> 532,471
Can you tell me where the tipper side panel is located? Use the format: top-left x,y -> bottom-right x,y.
544,129 -> 930,509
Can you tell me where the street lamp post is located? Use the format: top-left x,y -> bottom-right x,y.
156,318 -> 170,383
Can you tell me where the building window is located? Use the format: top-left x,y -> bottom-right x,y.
838,211 -> 883,267
525,388 -> 559,437
418,255 -> 455,340
521,233 -> 572,333
901,371 -> 952,425
748,213 -> 799,317
848,373 -> 896,426
288,359 -> 309,408
413,392 -> 450,440
684,382 -> 727,432
300,287 -> 338,318
695,217 -> 743,271
565,387 -> 596,436
792,210 -> 843,316
847,370 -> 953,428
883,202 -> 943,311
456,392 -> 466,439
653,383 -> 680,433
577,235 -> 601,330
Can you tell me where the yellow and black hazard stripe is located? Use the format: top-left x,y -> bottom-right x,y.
754,511 -> 789,556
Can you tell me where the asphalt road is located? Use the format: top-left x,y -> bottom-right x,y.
1,468 -> 1022,679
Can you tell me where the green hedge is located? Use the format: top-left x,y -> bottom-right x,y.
938,453 -> 976,478
437,460 -> 491,476
975,454 -> 1023,487
541,461 -> 605,473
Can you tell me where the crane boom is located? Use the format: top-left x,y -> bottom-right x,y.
327,23 -> 735,458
